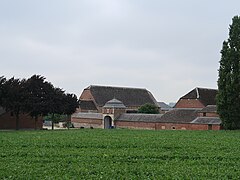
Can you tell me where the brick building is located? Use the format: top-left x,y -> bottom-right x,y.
78,85 -> 160,113
72,86 -> 221,130
0,106 -> 43,130
175,87 -> 218,109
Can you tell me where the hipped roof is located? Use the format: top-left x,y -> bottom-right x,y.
86,85 -> 159,107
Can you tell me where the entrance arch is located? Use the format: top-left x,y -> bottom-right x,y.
104,116 -> 112,129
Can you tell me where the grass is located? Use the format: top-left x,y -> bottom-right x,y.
0,129 -> 240,179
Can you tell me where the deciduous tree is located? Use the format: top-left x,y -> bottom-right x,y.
138,103 -> 159,114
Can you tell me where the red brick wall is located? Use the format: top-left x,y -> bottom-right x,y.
80,89 -> 94,100
115,121 -> 156,130
0,112 -> 43,129
71,117 -> 221,130
71,117 -> 102,128
175,99 -> 205,108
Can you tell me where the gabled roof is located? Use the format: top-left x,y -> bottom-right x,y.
158,102 -> 172,111
86,85 -> 159,107
180,87 -> 218,106
79,101 -> 98,111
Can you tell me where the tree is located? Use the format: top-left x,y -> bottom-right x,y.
217,16 -> 240,129
138,103 -> 159,114
47,87 -> 66,130
24,75 -> 52,129
63,93 -> 79,129
1,77 -> 27,130
0,76 -> 6,106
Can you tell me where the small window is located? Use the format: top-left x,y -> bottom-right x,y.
172,126 -> 176,130
203,113 -> 206,117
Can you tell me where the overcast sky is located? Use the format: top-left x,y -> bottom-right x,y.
0,0 -> 239,103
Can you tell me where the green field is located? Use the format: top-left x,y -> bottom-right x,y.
1,129 -> 240,179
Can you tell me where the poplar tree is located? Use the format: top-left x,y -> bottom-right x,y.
217,16 -> 240,129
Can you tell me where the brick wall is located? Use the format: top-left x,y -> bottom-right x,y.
175,99 -> 205,108
71,117 -> 102,128
115,121 -> 156,130
0,112 -> 43,129
71,117 -> 221,130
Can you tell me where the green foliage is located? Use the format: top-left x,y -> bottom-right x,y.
1,77 -> 26,130
138,103 -> 159,114
0,74 -> 79,130
1,129 -> 240,179
217,16 -> 240,129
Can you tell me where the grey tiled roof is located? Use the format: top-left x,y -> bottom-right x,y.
86,85 -> 159,107
103,98 -> 126,109
160,109 -> 199,123
199,105 -> 217,113
158,102 -> 173,111
117,113 -> 163,122
180,87 -> 218,106
191,117 -> 221,125
79,101 -> 97,111
71,112 -> 102,119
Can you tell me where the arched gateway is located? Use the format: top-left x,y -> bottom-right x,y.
103,116 -> 112,129
102,98 -> 126,129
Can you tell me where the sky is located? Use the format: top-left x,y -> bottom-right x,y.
0,0 -> 240,103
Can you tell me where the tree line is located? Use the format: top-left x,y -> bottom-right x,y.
0,75 -> 79,130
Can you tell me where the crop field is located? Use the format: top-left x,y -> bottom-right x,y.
1,129 -> 240,179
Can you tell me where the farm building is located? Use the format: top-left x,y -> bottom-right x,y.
72,86 -> 221,130
78,85 -> 160,113
0,106 -> 43,129
174,87 -> 218,109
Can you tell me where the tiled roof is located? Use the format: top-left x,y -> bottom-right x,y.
199,105 -> 217,113
86,85 -> 159,107
191,117 -> 221,125
71,112 -> 102,119
158,102 -> 173,111
79,101 -> 97,111
160,109 -> 199,123
117,113 -> 163,122
180,87 -> 218,106
103,98 -> 126,109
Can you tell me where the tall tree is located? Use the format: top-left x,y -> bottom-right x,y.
47,87 -> 65,130
217,16 -> 240,129
0,76 -> 6,106
63,93 -> 79,129
1,77 -> 26,130
24,75 -> 52,129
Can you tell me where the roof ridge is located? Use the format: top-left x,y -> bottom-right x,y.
88,85 -> 147,90
196,87 -> 218,91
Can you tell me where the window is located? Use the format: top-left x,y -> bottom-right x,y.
172,126 -> 176,130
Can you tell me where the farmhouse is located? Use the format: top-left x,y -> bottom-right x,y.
0,106 -> 43,129
72,86 -> 221,130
